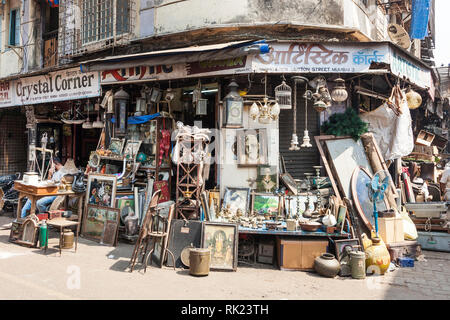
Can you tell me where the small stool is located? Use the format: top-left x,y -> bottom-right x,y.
45,218 -> 80,256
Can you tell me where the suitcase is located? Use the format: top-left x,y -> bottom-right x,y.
166,219 -> 203,268
386,240 -> 420,262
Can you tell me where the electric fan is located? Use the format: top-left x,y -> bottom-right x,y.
367,170 -> 390,237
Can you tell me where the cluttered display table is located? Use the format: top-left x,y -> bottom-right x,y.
238,223 -> 349,238
14,180 -> 84,229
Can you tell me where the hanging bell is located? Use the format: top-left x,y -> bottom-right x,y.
301,130 -> 312,148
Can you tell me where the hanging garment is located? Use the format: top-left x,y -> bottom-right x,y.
359,86 -> 414,161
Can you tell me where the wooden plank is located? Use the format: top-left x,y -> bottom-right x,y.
314,135 -> 342,202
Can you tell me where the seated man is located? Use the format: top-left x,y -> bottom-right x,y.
21,157 -> 66,218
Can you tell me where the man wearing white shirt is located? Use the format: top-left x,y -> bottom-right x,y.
20,157 -> 66,218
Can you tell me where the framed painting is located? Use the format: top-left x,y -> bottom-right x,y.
116,197 -> 135,225
336,204 -> 347,233
123,140 -> 142,161
82,205 -> 108,242
208,190 -> 221,221
83,205 -> 120,245
201,222 -> 239,271
256,165 -> 278,193
236,128 -> 268,167
280,172 -> 298,195
252,193 -> 279,216
101,208 -> 120,246
222,187 -> 251,216
108,138 -> 125,156
85,173 -> 117,209
334,238 -> 360,261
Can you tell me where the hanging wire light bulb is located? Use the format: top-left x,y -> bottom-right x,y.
289,76 -> 307,151
301,82 -> 312,148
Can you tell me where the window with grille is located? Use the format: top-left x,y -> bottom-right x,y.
82,0 -> 130,45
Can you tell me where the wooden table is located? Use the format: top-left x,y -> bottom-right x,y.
45,218 -> 80,256
14,186 -> 84,233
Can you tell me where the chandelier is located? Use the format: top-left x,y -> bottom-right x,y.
249,74 -> 280,124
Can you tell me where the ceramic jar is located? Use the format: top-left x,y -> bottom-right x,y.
314,253 -> 341,278
365,237 -> 391,275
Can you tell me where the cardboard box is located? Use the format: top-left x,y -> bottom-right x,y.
276,238 -> 328,270
378,217 -> 404,244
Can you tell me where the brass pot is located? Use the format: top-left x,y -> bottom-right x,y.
365,237 -> 390,275
189,248 -> 211,276
314,253 -> 340,278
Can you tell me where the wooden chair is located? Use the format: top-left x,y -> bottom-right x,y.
129,190 -> 161,272
143,203 -> 176,273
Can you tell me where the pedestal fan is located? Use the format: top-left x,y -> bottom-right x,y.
367,170 -> 391,237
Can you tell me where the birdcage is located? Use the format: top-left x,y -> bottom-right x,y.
275,80 -> 292,109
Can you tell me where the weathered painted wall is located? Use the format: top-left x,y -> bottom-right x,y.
150,0 -> 345,36
0,0 -> 22,78
0,0 -> 42,78
136,0 -> 388,41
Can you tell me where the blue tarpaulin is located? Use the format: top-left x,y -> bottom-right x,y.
110,112 -> 161,124
409,0 -> 431,39
45,0 -> 59,8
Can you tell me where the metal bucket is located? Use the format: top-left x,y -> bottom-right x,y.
189,248 -> 211,276
62,229 -> 74,249
349,251 -> 366,279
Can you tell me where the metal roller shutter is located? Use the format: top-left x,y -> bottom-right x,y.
279,98 -> 320,180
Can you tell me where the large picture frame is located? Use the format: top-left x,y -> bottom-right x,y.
201,222 -> 239,271
85,173 -> 117,209
236,128 -> 268,167
222,187 -> 251,216
82,205 -> 120,246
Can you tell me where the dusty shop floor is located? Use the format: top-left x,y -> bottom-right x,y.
0,216 -> 449,300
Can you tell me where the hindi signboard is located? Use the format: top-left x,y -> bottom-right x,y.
252,42 -> 389,73
0,80 -> 14,108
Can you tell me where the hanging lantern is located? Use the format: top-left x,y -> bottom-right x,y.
313,100 -> 328,112
274,80 -> 292,109
406,87 -> 422,109
331,78 -> 348,102
114,87 -> 129,136
223,80 -> 244,128
82,101 -> 93,129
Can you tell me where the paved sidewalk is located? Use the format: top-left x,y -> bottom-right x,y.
0,215 -> 449,300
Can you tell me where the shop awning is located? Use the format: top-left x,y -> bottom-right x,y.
80,40 -> 269,73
